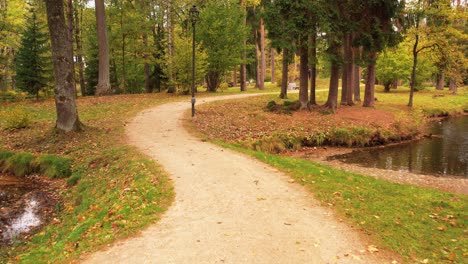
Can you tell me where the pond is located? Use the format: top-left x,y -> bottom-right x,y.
328,116 -> 468,178
0,174 -> 57,244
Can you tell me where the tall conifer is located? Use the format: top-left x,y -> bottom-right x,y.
15,6 -> 50,99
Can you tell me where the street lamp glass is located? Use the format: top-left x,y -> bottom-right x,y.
189,5 -> 199,24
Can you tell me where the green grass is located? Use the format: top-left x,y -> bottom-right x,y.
217,142 -> 467,263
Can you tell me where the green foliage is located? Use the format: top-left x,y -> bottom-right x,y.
198,0 -> 249,91
14,6 -> 51,99
0,105 -> 32,130
169,30 -> 208,94
376,45 -> 412,90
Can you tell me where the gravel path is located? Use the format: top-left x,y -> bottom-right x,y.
83,94 -> 392,264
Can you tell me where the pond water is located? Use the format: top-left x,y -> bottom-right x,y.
328,116 -> 468,178
0,174 -> 43,244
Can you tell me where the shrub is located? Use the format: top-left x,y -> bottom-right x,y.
1,106 -> 32,130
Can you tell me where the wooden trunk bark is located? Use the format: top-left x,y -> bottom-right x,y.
143,33 -> 151,93
449,78 -> 457,94
353,65 -> 361,102
436,72 -> 444,90
95,0 -> 111,95
280,48 -> 289,99
207,71 -> 221,92
309,33 -> 317,105
324,62 -> 340,112
45,0 -> 81,132
345,34 -> 354,105
363,52 -> 377,107
271,48 -> 275,83
73,0 -> 86,96
299,42 -> 309,109
259,18 -> 265,90
408,35 -> 419,107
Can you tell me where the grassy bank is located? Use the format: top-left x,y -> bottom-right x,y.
193,86 -> 467,152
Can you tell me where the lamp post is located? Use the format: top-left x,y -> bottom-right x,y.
189,5 -> 199,117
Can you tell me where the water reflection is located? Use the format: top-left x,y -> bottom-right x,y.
329,116 -> 468,177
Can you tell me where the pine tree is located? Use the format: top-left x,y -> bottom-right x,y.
15,7 -> 50,99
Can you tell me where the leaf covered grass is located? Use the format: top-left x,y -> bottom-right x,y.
193,86 -> 467,152
0,85 -> 279,262
0,93 -> 182,262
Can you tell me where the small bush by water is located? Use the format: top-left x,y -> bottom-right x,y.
0,149 -> 72,178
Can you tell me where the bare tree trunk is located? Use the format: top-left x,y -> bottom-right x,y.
449,78 -> 457,94
95,0 -> 111,95
309,32 -> 317,105
143,33 -> 151,93
259,18 -> 265,90
408,34 -> 419,107
280,48 -> 289,99
353,46 -> 361,102
166,0 -> 175,93
299,41 -> 308,109
271,48 -> 275,83
45,0 -> 81,132
345,33 -> 354,105
120,7 -> 126,93
436,72 -> 444,90
73,0 -> 86,96
255,39 -> 260,88
354,65 -> 361,102
324,61 -> 340,112
239,0 -> 246,91
363,52 -> 377,107
232,67 -> 237,87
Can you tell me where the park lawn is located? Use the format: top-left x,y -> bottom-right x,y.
0,85 -> 278,263
188,86 -> 468,263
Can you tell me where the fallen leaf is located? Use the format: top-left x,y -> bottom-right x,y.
437,226 -> 446,231
420,259 -> 429,264
288,179 -> 295,183
367,245 -> 379,253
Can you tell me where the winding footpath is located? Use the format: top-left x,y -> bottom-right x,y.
83,94 -> 392,264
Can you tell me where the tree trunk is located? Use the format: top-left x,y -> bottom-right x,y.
206,71 -> 221,92
436,72 -> 444,90
345,33 -> 354,105
73,0 -> 86,96
45,0 -> 81,132
280,48 -> 289,99
166,0 -> 175,93
354,65 -> 361,102
408,34 -> 419,107
324,61 -> 340,112
309,32 -> 317,105
120,7 -> 126,93
271,48 -> 275,83
143,33 -> 151,93
259,18 -> 265,90
95,0 -> 111,95
299,41 -> 309,109
255,38 -> 260,88
384,83 -> 391,92
239,0 -> 246,91
363,52 -> 377,107
449,78 -> 457,94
